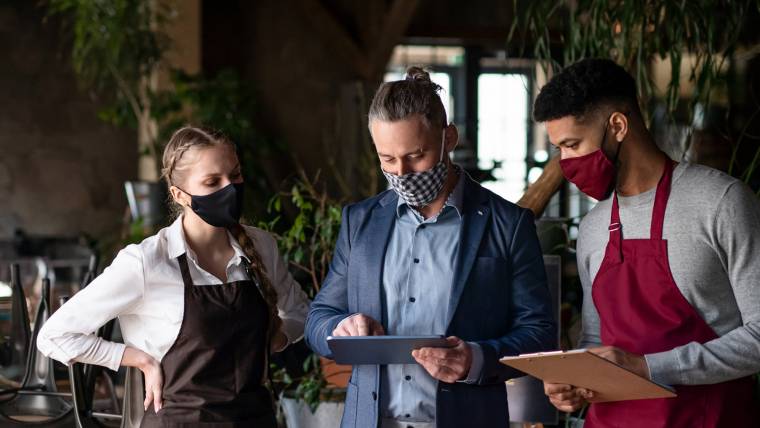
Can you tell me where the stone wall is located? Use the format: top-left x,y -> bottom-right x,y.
0,1 -> 136,241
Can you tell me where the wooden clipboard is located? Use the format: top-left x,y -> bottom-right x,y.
500,349 -> 677,403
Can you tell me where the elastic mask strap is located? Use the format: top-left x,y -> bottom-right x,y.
439,127 -> 447,163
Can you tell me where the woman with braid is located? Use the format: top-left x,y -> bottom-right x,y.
38,126 -> 310,427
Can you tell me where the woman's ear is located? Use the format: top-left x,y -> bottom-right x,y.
169,186 -> 189,208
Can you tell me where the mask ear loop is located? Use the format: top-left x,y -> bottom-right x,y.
173,185 -> 191,196
603,112 -> 629,261
601,113 -> 626,199
605,112 -> 629,166
172,185 -> 194,209
439,125 -> 448,163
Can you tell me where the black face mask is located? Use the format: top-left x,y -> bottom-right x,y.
177,182 -> 245,228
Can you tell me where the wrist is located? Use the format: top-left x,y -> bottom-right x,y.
638,355 -> 651,379
123,347 -> 156,371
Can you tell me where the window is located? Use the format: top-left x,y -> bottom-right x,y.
384,71 -> 453,124
384,46 -> 538,204
477,73 -> 530,202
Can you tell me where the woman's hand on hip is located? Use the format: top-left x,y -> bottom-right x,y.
121,347 -> 163,413
271,329 -> 289,353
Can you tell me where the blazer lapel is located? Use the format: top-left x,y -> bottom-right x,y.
355,191 -> 397,323
446,178 -> 490,329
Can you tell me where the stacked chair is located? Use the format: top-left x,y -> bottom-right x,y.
0,272 -> 74,425
0,257 -> 144,427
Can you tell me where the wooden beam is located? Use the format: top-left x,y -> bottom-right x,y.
298,0 -> 371,78
368,0 -> 422,80
517,156 -> 564,218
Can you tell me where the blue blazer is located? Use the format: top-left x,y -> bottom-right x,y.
305,176 -> 556,428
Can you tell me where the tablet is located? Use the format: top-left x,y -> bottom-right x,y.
327,335 -> 452,365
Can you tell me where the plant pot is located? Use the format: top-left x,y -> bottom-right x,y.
280,395 -> 344,428
319,357 -> 351,388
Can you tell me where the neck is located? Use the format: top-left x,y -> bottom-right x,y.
181,213 -> 231,256
615,131 -> 669,197
416,162 -> 458,219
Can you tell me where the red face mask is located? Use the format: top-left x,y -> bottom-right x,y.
559,149 -> 616,200
558,117 -> 621,200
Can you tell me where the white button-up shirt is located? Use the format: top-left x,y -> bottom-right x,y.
37,216 -> 310,372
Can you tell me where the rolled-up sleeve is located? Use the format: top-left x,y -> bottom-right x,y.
37,245 -> 145,371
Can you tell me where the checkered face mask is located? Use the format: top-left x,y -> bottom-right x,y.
382,131 -> 449,207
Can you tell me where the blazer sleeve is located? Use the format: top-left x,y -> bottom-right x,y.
304,205 -> 353,358
474,208 -> 557,385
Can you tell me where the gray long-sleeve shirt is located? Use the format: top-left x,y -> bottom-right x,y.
577,162 -> 760,386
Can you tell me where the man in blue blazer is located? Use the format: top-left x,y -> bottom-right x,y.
305,67 -> 556,428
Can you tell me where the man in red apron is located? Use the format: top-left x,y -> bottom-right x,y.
533,58 -> 760,427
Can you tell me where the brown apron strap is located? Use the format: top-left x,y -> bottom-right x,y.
176,254 -> 194,288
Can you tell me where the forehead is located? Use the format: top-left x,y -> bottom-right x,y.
182,144 -> 238,173
370,115 -> 438,152
544,115 -> 593,144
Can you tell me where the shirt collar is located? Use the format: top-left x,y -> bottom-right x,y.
166,215 -> 251,265
396,164 -> 465,219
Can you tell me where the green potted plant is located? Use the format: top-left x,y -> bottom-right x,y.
259,170 -> 350,428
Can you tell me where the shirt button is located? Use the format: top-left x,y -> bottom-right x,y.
371,391 -> 377,400
405,414 -> 411,418
405,375 -> 411,381
409,297 -> 416,303
413,258 -> 420,263
419,224 -> 426,229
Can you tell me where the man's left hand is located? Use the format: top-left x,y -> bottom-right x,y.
589,346 -> 649,379
412,336 -> 472,383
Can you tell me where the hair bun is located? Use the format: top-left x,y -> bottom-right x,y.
405,66 -> 432,83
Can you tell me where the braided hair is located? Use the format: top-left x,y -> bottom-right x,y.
161,126 -> 282,340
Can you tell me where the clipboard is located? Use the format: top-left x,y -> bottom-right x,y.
500,349 -> 677,403
327,335 -> 451,365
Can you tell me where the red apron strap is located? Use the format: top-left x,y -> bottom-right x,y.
650,159 -> 676,240
608,192 -> 623,261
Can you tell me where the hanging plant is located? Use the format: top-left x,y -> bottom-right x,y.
509,0 -> 757,117
46,0 -> 173,180
509,0 -> 760,187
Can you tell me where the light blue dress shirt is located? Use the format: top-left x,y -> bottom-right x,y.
379,167 -> 484,422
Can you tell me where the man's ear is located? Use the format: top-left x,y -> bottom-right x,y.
609,111 -> 629,143
444,124 -> 459,153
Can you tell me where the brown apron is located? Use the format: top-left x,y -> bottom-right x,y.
141,253 -> 276,428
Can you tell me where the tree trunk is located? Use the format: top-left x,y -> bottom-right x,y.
517,156 -> 564,218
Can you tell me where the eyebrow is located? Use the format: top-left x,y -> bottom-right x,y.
556,138 -> 580,147
377,148 -> 425,158
201,163 -> 241,178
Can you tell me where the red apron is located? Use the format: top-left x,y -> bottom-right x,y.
585,160 -> 757,428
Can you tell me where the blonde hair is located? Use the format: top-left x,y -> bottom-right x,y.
161,126 -> 282,342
